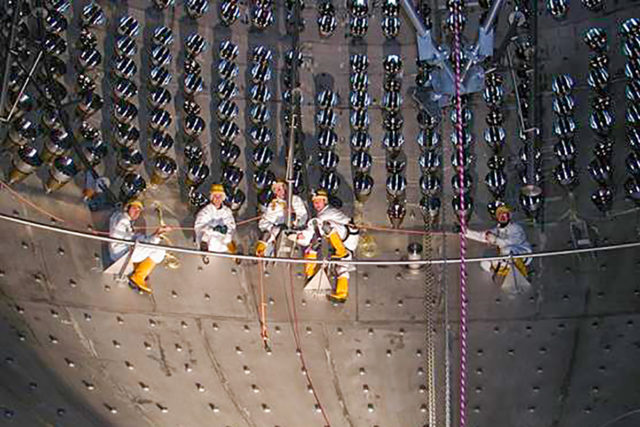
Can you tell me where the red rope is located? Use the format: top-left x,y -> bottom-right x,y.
0,180 -> 66,223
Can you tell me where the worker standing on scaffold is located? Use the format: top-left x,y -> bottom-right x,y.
255,179 -> 308,257
109,199 -> 172,293
295,189 -> 359,303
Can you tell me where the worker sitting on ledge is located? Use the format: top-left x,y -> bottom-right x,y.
464,205 -> 532,280
194,184 -> 237,262
295,190 -> 359,303
109,199 -> 172,294
256,179 -> 308,257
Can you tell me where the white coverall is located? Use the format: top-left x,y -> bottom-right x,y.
465,222 -> 532,272
109,211 -> 166,263
298,205 -> 359,278
194,203 -> 236,252
258,195 -> 308,245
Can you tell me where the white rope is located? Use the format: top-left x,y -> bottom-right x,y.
1,212 -> 639,266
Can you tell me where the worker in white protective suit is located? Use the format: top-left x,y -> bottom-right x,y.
465,205 -> 532,278
194,184 -> 237,256
109,199 -> 172,293
296,190 -> 359,303
256,179 -> 308,257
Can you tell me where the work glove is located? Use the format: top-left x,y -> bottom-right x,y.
214,224 -> 228,234
485,231 -> 497,244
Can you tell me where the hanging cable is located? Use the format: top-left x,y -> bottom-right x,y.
285,264 -> 331,426
257,260 -> 270,351
2,212 -> 640,265
0,180 -> 66,223
452,2 -> 469,425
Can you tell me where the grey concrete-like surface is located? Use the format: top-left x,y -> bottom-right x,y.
1,0 -> 640,426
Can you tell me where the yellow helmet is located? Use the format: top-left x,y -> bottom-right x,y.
312,189 -> 329,201
495,205 -> 511,219
271,179 -> 286,191
126,199 -> 144,210
210,184 -> 226,196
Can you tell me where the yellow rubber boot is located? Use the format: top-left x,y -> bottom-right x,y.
129,257 -> 156,294
328,276 -> 349,303
227,241 -> 242,264
255,240 -> 267,257
304,249 -> 318,279
514,258 -> 528,277
328,231 -> 348,258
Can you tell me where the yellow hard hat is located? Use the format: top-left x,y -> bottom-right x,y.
210,184 -> 226,195
312,189 -> 329,201
495,205 -> 511,218
126,199 -> 144,210
271,179 -> 286,191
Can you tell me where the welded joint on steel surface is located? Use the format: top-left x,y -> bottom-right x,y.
0,51 -> 43,123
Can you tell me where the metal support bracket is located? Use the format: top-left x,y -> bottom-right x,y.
401,0 -> 505,102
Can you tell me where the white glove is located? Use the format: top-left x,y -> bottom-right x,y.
485,231 -> 497,245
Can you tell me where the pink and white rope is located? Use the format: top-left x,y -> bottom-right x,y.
452,3 -> 469,427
